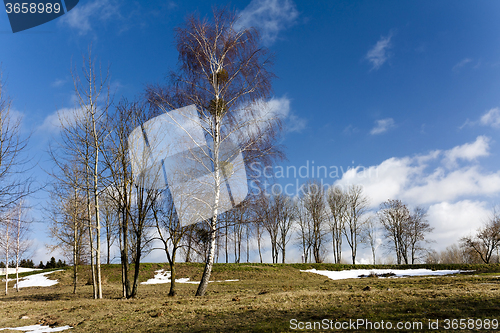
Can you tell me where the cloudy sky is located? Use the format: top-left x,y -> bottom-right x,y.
1,0 -> 500,263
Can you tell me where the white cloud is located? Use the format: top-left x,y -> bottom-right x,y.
51,79 -> 66,88
427,200 -> 489,251
38,107 -> 80,134
235,0 -> 299,45
335,136 -> 500,207
231,96 -> 305,142
370,118 -> 395,135
404,165 -> 500,205
59,0 -> 119,35
452,58 -> 472,72
443,136 -> 490,167
286,113 -> 306,133
480,107 -> 500,128
366,33 -> 393,71
343,125 -> 359,135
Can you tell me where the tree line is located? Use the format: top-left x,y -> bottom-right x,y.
1,8 -> 500,302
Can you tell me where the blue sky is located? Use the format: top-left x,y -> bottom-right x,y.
2,0 -> 500,263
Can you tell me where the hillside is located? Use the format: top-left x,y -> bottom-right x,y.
1,263 -> 500,332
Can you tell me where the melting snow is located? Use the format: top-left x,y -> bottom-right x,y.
0,324 -> 72,332
141,269 -> 239,285
301,268 -> 468,280
0,268 -> 41,275
13,270 -> 63,289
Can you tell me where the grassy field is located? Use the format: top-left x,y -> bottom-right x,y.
1,263 -> 500,332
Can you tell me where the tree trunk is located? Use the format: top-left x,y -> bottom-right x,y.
120,204 -> 131,298
93,116 -> 103,299
195,217 -> 217,296
130,233 -> 142,298
107,223 -> 111,265
168,250 -> 176,297
225,217 -> 228,263
246,224 -> 249,263
86,175 -> 97,299
15,211 -> 20,292
196,113 -> 221,297
5,222 -> 9,295
73,188 -> 78,294
257,229 -> 263,264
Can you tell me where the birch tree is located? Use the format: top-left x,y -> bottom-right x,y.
152,188 -> 191,296
378,200 -> 432,264
275,194 -> 295,263
461,211 -> 500,264
0,76 -> 34,295
343,185 -> 369,264
103,100 -> 161,298
146,9 -> 279,296
0,213 -> 12,295
47,160 -> 88,294
327,186 -> 347,264
12,200 -> 31,292
301,180 -> 328,263
53,47 -> 111,299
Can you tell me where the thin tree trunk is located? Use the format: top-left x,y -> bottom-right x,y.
246,224 -> 249,263
225,217 -> 228,263
5,221 -> 9,295
166,248 -> 176,297
16,209 -> 20,292
257,227 -> 263,263
130,230 -> 142,298
72,187 -> 78,294
73,230 -> 78,294
196,217 -> 217,296
92,113 -> 103,299
196,114 -> 221,297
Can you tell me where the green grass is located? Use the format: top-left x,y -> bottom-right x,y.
0,263 -> 499,332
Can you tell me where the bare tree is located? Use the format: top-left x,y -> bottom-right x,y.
249,198 -> 265,263
231,206 -> 246,263
152,189 -> 189,296
296,198 -> 312,263
12,200 -> 31,292
408,206 -> 433,264
265,197 -> 280,264
51,46 -> 111,299
326,186 -> 347,264
362,216 -> 379,265
101,189 -> 118,265
378,199 -> 410,265
424,243 -> 470,264
103,100 -> 161,298
0,212 -> 12,295
102,99 -> 135,298
378,200 -> 433,264
342,185 -> 369,264
147,8 -> 280,296
0,76 -> 34,295
47,160 -> 89,294
274,194 -> 295,263
129,184 -> 161,298
301,181 -> 328,263
461,211 -> 500,264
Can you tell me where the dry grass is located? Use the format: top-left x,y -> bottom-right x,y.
1,263 -> 500,332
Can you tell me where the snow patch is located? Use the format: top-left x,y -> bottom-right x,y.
0,324 -> 72,332
141,269 -> 239,285
301,268 -> 468,280
0,268 -> 41,275
13,270 -> 63,289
